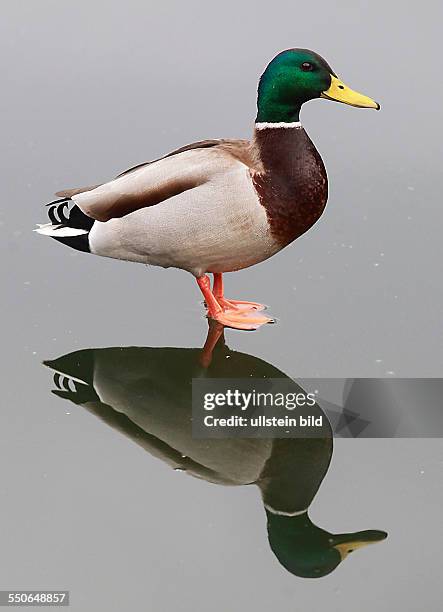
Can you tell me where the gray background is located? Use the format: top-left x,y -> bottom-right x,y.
1,1 -> 442,611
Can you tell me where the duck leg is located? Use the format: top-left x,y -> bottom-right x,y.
212,273 -> 266,312
196,275 -> 273,331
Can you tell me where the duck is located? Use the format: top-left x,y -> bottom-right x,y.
44,323 -> 387,578
36,48 -> 379,330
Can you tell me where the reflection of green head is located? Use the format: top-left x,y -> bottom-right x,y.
266,511 -> 387,578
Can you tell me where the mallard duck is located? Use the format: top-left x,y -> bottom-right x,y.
44,325 -> 386,578
36,48 -> 379,330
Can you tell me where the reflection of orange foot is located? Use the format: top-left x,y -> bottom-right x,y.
217,297 -> 266,312
211,309 -> 273,331
196,275 -> 273,331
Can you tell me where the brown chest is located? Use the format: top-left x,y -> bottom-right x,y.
252,127 -> 328,247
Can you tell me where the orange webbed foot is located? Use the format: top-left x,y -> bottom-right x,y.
216,297 -> 267,313
197,274 -> 274,332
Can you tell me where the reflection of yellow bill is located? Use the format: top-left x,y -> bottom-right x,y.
322,75 -> 380,109
334,538 -> 382,560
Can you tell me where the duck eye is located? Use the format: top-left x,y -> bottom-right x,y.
301,62 -> 314,72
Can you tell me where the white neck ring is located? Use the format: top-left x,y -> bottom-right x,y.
255,121 -> 302,130
264,503 -> 308,516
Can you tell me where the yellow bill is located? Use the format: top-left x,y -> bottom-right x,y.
321,75 -> 380,109
334,539 -> 381,561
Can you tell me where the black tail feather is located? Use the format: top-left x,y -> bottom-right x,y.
45,197 -> 94,253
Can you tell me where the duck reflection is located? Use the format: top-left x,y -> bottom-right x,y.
44,323 -> 386,578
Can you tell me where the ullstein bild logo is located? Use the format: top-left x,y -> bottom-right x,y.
192,378 -> 443,439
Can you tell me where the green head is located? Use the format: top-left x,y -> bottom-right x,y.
256,48 -> 379,123
266,511 -> 387,578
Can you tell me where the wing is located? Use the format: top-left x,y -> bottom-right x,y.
55,184 -> 101,198
56,139 -> 252,223
115,139 -> 226,178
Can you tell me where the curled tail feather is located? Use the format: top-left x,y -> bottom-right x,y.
35,197 -> 95,253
